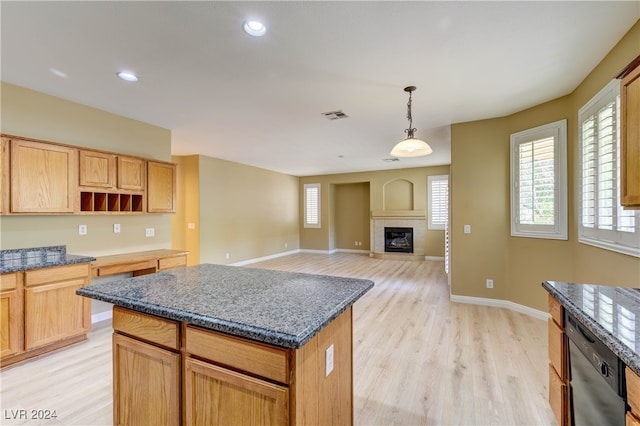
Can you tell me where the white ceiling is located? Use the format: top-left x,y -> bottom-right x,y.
2,2 -> 638,177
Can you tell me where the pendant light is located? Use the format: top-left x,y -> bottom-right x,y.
390,86 -> 433,157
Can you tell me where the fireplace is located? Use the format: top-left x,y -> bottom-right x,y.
384,227 -> 413,253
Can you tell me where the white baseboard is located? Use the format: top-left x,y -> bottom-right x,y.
334,249 -> 371,254
424,256 -> 445,261
231,249 -> 302,266
92,310 -> 113,324
299,249 -> 334,254
450,294 -> 549,320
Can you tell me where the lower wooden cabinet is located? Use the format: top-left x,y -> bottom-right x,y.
113,333 -> 180,426
0,272 -> 23,358
548,295 -> 570,426
112,306 -> 354,425
185,357 -> 288,425
628,367 -> 640,424
628,412 -> 640,426
1,263 -> 91,368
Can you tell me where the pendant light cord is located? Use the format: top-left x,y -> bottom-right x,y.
405,90 -> 416,138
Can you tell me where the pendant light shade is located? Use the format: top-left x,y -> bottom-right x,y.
390,86 -> 433,157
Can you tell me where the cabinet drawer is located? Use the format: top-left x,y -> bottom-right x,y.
25,263 -> 89,286
549,364 -> 569,426
96,259 -> 157,277
158,255 -> 186,271
0,272 -> 18,291
548,319 -> 567,380
113,307 -> 179,350
627,367 -> 640,414
549,294 -> 564,327
186,326 -> 290,384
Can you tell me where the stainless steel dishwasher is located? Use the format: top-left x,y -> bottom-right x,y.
565,311 -> 627,426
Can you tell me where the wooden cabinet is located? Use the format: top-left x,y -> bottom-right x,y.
112,307 -> 180,425
118,156 -> 145,191
185,357 -> 288,425
24,264 -> 91,350
112,306 -> 353,425
0,138 -> 9,214
2,134 -> 178,215
9,138 -> 77,213
628,367 -> 640,425
113,333 -> 180,425
1,263 -> 91,368
147,161 -> 176,213
79,150 -> 116,188
548,295 -> 569,426
0,272 -> 23,359
620,56 -> 640,208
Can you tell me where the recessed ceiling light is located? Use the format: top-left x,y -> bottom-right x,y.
116,71 -> 138,82
50,68 -> 68,78
243,20 -> 266,37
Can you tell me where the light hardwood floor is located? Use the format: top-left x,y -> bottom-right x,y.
0,253 -> 555,425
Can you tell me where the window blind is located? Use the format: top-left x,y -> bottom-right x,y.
578,79 -> 639,257
428,175 -> 449,230
304,183 -> 320,228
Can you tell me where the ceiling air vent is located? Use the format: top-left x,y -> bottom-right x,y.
384,158 -> 400,162
322,110 -> 349,120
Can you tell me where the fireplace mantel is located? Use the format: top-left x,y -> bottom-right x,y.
370,210 -> 425,220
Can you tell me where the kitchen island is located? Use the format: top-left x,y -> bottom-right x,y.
77,263 -> 374,425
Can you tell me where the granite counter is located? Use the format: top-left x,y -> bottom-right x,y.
543,280 -> 640,376
0,245 -> 95,273
77,263 -> 374,348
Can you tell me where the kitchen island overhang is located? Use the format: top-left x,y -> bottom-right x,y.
77,263 -> 374,425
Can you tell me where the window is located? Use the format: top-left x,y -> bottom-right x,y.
510,119 -> 567,239
304,183 -> 320,228
579,79 -> 639,257
428,175 -> 449,230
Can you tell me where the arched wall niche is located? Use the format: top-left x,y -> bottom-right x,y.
383,178 -> 413,211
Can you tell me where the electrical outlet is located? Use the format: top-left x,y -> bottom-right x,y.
464,225 -> 471,234
78,224 -> 87,235
145,228 -> 155,237
486,279 -> 494,289
325,344 -> 334,377
285,243 -> 288,248
113,224 -> 121,234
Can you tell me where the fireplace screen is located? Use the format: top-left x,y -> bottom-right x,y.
384,227 -> 413,253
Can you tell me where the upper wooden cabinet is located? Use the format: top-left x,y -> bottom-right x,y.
118,156 -> 145,191
1,135 -> 176,215
9,138 -> 77,213
147,161 -> 176,213
79,150 -> 116,188
620,56 -> 640,208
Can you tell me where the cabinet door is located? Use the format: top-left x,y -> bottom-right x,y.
147,161 -> 176,213
0,138 -> 9,214
185,357 -> 288,426
79,150 -> 116,188
10,139 -> 77,213
113,333 -> 180,426
24,278 -> 87,349
117,156 -> 145,191
621,62 -> 640,207
0,272 -> 23,358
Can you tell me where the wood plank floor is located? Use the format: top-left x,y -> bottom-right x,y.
0,253 -> 555,425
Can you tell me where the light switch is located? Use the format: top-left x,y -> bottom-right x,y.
113,224 -> 121,233
464,225 -> 471,234
78,224 -> 87,235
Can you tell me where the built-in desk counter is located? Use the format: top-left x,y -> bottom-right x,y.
90,249 -> 188,277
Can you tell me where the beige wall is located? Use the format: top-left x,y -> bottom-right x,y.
172,154 -> 300,265
299,165 -> 451,257
0,82 -> 172,256
334,182 -> 371,250
450,20 -> 640,312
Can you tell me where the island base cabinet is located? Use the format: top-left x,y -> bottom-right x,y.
0,272 -> 23,359
184,357 -> 288,425
113,333 -> 180,426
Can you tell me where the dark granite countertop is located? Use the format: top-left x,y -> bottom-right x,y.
543,281 -> 640,376
0,245 -> 96,273
77,263 -> 374,349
